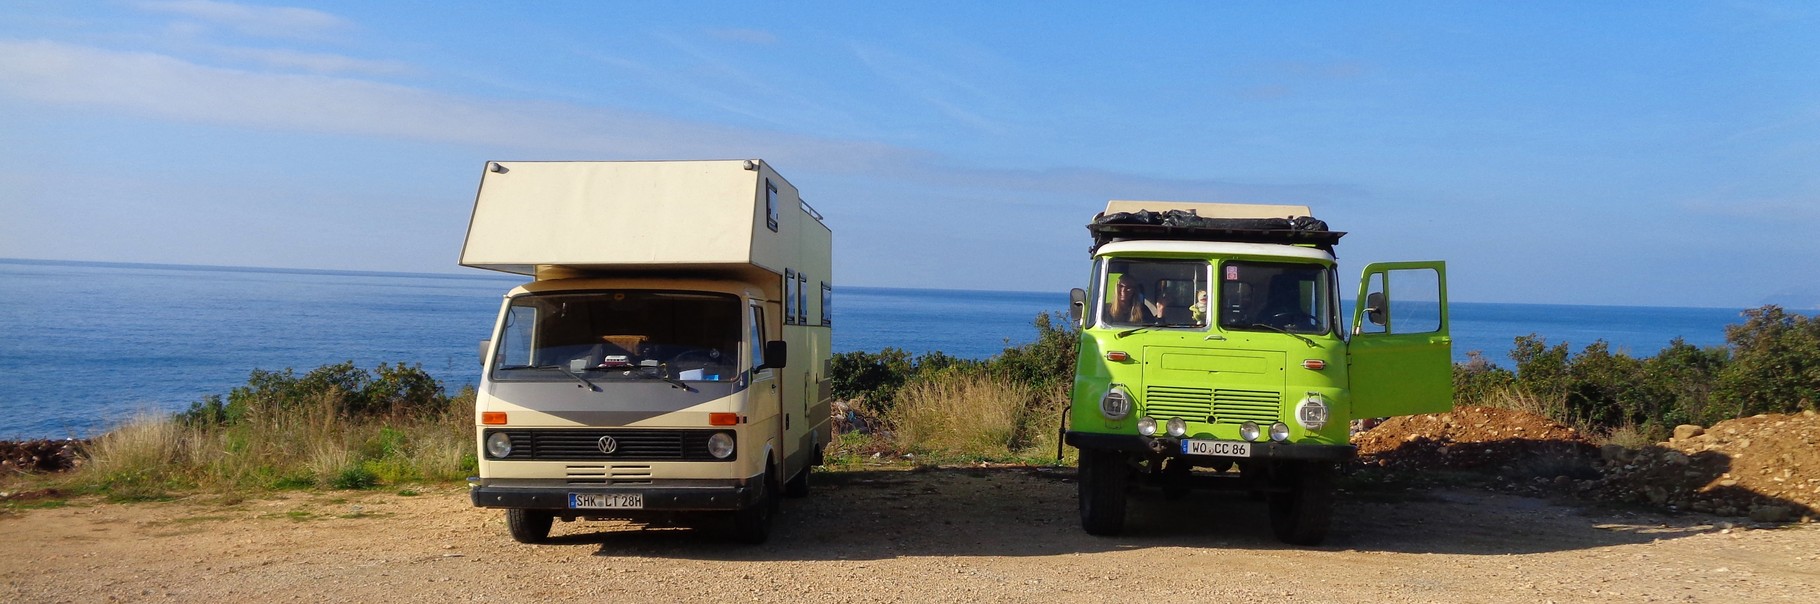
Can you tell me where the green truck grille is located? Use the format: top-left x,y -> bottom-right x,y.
1143,386 -> 1282,424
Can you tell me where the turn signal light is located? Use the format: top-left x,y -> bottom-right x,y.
1106,351 -> 1131,362
481,412 -> 507,425
1302,359 -> 1327,370
709,412 -> 740,426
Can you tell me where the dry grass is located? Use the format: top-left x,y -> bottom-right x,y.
887,372 -> 1066,460
58,391 -> 475,499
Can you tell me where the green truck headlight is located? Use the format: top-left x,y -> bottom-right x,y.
1136,416 -> 1157,436
1269,422 -> 1291,442
1165,417 -> 1187,437
1100,385 -> 1133,420
1295,394 -> 1330,430
1239,421 -> 1261,442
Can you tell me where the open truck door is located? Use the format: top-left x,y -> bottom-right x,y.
1348,261 -> 1453,418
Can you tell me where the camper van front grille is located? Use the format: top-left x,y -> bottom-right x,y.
1212,389 -> 1282,424
1144,385 -> 1213,420
565,464 -> 654,485
485,429 -> 728,462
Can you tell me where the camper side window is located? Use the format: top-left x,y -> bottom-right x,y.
797,273 -> 809,324
784,270 -> 797,324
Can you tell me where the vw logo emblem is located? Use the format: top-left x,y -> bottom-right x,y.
596,435 -> 618,455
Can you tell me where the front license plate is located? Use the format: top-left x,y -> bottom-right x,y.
1182,439 -> 1251,458
569,492 -> 643,509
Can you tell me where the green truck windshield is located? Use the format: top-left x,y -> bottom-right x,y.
1100,259 -> 1210,327
1216,261 -> 1333,335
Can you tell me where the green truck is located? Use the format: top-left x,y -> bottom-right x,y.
1065,200 -> 1453,545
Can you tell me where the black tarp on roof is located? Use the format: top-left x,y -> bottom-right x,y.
1088,209 -> 1344,254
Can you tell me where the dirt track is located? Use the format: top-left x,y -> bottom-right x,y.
4,466 -> 1817,603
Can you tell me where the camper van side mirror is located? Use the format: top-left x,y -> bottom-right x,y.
759,340 -> 788,370
477,340 -> 490,367
1069,288 -> 1086,323
1365,292 -> 1386,326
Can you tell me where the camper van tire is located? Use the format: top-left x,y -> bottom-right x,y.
506,508 -> 553,544
731,459 -> 781,544
1267,461 -> 1335,546
1077,448 -> 1129,536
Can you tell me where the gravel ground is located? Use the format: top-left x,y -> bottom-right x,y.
3,465 -> 1817,603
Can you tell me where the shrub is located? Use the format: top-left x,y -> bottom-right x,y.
1714,306 -> 1820,418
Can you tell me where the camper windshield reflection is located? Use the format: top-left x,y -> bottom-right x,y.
492,291 -> 741,382
1216,262 -> 1334,335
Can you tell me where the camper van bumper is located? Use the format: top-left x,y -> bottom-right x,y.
468,477 -> 764,511
1065,432 -> 1355,461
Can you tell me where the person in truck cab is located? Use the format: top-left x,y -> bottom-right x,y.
1108,278 -> 1163,324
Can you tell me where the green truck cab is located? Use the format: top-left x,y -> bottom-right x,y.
1064,201 -> 1452,545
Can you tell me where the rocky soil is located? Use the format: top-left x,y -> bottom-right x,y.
1354,406 -> 1820,524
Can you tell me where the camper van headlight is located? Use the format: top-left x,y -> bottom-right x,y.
707,432 -> 736,459
1100,385 -> 1133,420
1136,416 -> 1157,436
485,432 -> 513,459
1165,417 -> 1187,438
1295,394 -> 1330,430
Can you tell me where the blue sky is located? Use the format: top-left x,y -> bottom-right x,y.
2,1 -> 1816,308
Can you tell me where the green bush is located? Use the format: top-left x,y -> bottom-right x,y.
1714,306 -> 1820,418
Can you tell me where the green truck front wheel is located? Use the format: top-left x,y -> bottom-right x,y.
1078,448 -> 1129,536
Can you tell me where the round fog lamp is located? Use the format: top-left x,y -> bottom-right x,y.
485,432 -> 513,458
1269,422 -> 1291,442
707,432 -> 736,459
1239,421 -> 1260,442
1136,416 -> 1157,436
1165,417 -> 1187,438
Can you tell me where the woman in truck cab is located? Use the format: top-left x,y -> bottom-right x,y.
1107,278 -> 1163,324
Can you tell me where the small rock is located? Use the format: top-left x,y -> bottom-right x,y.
1749,505 -> 1792,523
1673,425 -> 1705,440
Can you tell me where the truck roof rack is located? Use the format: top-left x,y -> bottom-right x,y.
1088,209 -> 1345,254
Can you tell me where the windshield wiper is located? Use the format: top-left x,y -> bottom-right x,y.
1117,322 -> 1205,338
500,364 -> 601,391
605,364 -> 697,393
1246,323 -> 1319,348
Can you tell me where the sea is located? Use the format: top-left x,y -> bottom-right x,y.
0,258 -> 1759,439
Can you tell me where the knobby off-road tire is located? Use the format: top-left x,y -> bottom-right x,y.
1267,461 -> 1335,546
1078,448 -> 1129,536
505,508 -> 553,544
732,464 -> 780,544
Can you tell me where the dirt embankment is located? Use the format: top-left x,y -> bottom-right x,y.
1353,406 -> 1820,523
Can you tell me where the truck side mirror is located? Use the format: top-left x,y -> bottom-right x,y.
1069,288 -> 1087,323
759,340 -> 788,370
477,340 -> 490,367
1364,292 -> 1386,326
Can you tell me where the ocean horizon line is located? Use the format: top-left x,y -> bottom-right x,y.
0,256 -> 1773,314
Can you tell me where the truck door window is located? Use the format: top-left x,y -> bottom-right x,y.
1099,259 -> 1207,327
491,291 -> 741,383
749,304 -> 767,370
1363,267 -> 1442,334
1218,262 -> 1333,335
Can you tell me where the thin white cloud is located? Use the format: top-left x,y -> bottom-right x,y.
707,28 -> 777,45
0,39 -> 1345,208
849,43 -> 1010,135
203,45 -> 413,76
131,0 -> 348,38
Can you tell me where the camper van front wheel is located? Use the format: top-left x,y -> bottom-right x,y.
731,460 -> 780,544
505,508 -> 552,544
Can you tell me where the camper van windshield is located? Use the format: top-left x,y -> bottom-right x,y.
1216,261 -> 1334,335
1099,259 -> 1210,328
492,291 -> 741,383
